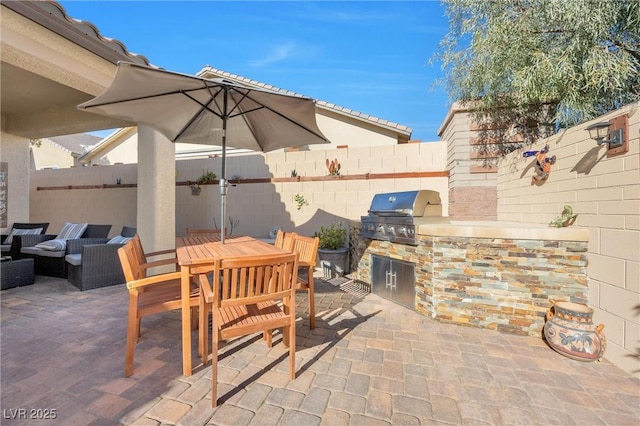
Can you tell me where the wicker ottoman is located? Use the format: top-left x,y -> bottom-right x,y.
1,258 -> 35,290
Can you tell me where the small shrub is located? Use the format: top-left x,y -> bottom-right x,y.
196,170 -> 217,184
314,222 -> 346,250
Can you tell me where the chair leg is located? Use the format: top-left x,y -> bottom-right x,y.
307,267 -> 316,329
125,294 -> 139,377
262,331 -> 273,348
289,319 -> 296,379
200,294 -> 210,365
211,327 -> 219,407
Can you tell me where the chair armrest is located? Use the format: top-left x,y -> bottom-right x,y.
199,274 -> 214,302
146,248 -> 177,258
143,258 -> 179,269
76,244 -> 124,280
126,271 -> 182,289
66,238 -> 110,255
17,234 -> 56,248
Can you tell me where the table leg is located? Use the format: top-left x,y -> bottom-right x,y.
181,265 -> 192,376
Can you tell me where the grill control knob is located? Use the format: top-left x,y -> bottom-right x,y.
376,224 -> 385,234
398,226 -> 407,237
386,225 -> 395,235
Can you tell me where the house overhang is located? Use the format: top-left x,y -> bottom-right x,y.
1,1 -> 150,139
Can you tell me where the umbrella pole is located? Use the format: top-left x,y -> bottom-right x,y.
219,90 -> 228,244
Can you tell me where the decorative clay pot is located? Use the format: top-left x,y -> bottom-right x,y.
543,302 -> 606,362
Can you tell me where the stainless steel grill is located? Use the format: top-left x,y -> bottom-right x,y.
361,190 -> 443,245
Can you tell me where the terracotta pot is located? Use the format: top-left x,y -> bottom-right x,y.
544,301 -> 606,362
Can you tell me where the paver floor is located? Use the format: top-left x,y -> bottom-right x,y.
1,274 -> 638,425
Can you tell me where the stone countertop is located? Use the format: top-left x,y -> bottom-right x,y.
417,220 -> 589,242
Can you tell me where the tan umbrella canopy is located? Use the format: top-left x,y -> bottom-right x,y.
78,62 -> 329,242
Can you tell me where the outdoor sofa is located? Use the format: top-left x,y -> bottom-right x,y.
65,226 -> 136,291
20,223 -> 112,278
1,222 -> 50,260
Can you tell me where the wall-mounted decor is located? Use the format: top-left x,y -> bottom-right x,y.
549,205 -> 578,228
524,144 -> 556,185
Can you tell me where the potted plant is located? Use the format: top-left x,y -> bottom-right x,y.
315,222 -> 348,278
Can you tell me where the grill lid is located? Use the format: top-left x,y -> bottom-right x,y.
368,190 -> 441,217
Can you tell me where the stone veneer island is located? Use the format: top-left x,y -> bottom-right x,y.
349,220 -> 589,337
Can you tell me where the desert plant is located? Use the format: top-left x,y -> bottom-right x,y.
326,158 -> 341,176
291,169 -> 298,177
294,193 -> 308,210
314,222 -> 346,250
196,170 -> 217,184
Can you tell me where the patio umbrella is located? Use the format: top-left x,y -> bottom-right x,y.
78,62 -> 329,242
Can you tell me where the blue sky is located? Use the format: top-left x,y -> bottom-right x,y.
59,1 -> 451,142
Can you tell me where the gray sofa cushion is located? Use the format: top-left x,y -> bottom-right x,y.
4,227 -> 43,245
35,238 -> 67,251
56,222 -> 88,240
65,253 -> 82,266
21,246 -> 66,258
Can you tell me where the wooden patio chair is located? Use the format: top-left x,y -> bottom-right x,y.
198,252 -> 299,407
290,234 -> 320,329
130,234 -> 178,273
118,240 -> 199,377
186,228 -> 226,239
274,229 -> 296,250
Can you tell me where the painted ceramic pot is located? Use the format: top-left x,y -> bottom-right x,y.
544,302 -> 606,362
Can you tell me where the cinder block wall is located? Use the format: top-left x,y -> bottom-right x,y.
496,102 -> 640,377
30,142 -> 449,240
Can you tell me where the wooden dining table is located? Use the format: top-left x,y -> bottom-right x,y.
175,235 -> 289,376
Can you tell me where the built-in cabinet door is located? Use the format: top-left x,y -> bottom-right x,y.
371,254 -> 391,300
371,255 -> 415,309
393,259 -> 415,309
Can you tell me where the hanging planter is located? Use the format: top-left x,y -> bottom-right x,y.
189,183 -> 201,196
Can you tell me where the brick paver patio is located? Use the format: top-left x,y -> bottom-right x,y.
1,274 -> 638,425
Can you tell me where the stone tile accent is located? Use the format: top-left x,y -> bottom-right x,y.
351,224 -> 588,337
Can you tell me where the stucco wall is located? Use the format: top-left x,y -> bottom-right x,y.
496,102 -> 640,376
0,132 -> 31,232
30,142 -> 448,240
30,138 -> 75,170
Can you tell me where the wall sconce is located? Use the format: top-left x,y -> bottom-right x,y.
586,122 -> 624,148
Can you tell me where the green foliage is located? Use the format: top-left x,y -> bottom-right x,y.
314,222 -> 346,250
294,193 -> 308,210
291,169 -> 298,177
196,170 -> 217,184
433,0 -> 639,149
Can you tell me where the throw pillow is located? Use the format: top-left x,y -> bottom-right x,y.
35,238 -> 67,251
4,227 -> 43,245
107,235 -> 132,244
56,222 -> 88,240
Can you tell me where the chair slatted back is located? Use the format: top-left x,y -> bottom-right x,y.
274,230 -> 296,251
186,228 -> 225,239
290,234 -> 319,267
118,240 -> 146,284
214,253 -> 299,309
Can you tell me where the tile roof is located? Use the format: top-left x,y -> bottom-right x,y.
199,66 -> 412,136
5,0 -> 152,67
49,133 -> 101,155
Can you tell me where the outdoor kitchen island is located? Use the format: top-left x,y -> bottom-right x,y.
349,219 -> 590,337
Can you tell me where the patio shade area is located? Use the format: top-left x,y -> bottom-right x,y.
1,274 -> 638,425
